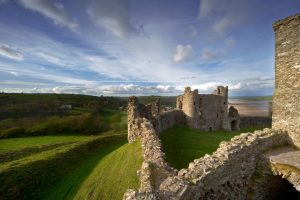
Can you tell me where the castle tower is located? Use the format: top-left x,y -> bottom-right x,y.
213,86 -> 228,99
272,13 -> 300,147
180,87 -> 200,129
213,86 -> 230,130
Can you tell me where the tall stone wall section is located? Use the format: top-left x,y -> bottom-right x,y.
240,117 -> 271,128
272,13 -> 300,147
156,110 -> 185,134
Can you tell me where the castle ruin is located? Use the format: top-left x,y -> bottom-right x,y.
124,13 -> 300,200
127,86 -> 240,142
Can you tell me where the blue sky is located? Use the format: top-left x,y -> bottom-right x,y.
0,0 -> 299,96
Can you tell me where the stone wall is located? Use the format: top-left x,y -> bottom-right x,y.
272,13 -> 300,147
156,110 -> 185,134
124,128 -> 290,200
124,118 -> 176,199
240,117 -> 271,128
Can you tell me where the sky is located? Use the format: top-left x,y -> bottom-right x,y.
0,0 -> 299,96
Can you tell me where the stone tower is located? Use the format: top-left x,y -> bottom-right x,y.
272,13 -> 300,147
176,87 -> 200,129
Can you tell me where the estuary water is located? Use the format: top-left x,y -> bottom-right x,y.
228,99 -> 271,117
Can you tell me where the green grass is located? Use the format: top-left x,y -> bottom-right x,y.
0,137 -> 99,172
0,134 -> 129,200
72,139 -> 142,200
0,135 -> 94,154
42,139 -> 127,200
160,126 -> 265,170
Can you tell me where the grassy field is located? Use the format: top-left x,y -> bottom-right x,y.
0,134 -> 142,200
72,139 -> 142,200
0,135 -> 94,154
160,126 -> 265,170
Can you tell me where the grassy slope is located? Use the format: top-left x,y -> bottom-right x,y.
0,135 -> 94,154
160,126 -> 264,170
72,140 -> 142,200
43,140 -> 127,200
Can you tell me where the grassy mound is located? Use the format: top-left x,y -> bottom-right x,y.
72,140 -> 142,200
160,126 -> 262,170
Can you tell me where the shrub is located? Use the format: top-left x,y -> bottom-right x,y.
0,127 -> 26,139
26,114 -> 110,136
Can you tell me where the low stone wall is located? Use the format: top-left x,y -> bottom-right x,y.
240,117 -> 272,128
124,129 -> 290,200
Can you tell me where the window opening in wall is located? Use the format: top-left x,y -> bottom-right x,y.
217,113 -> 219,118
194,101 -> 195,106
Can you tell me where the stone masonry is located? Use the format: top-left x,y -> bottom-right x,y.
272,13 -> 300,148
176,86 -> 239,132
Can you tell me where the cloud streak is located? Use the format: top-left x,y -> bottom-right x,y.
19,0 -> 78,30
87,0 -> 136,38
0,44 -> 24,61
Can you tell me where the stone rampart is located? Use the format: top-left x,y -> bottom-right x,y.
124,128 -> 290,199
240,117 -> 271,128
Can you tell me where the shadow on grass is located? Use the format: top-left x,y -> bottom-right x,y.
41,140 -> 127,200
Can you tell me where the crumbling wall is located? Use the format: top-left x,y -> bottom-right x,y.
199,94 -> 229,131
156,110 -> 185,134
272,13 -> 300,147
124,118 -> 176,200
127,97 -> 155,143
124,129 -> 289,200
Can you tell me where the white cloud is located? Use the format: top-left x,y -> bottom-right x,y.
0,44 -> 24,61
10,71 -> 19,76
19,0 -> 78,30
173,44 -> 193,62
229,82 -> 242,90
35,52 -> 62,65
87,0 -> 136,38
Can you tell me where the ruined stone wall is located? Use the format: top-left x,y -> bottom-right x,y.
124,128 -> 290,200
199,94 -> 229,131
240,117 -> 271,128
124,118 -> 176,199
156,110 -> 185,134
272,13 -> 300,147
127,97 -> 156,143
